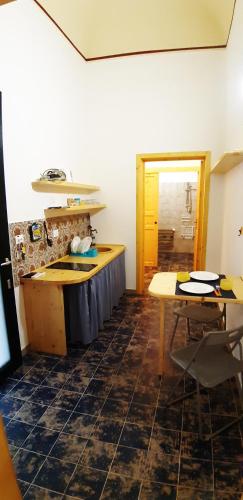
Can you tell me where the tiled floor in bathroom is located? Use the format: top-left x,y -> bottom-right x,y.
0,252 -> 242,499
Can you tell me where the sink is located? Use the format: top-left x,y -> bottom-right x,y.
97,247 -> 112,253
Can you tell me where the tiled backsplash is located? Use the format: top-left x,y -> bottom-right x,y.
9,214 -> 90,287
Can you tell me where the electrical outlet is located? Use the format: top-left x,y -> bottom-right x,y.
52,229 -> 59,238
15,234 -> 24,244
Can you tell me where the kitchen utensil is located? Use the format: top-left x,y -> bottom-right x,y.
71,236 -> 81,254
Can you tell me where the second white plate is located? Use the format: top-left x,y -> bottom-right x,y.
179,282 -> 214,295
190,271 -> 219,281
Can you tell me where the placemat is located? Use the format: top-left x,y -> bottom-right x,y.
175,274 -> 236,299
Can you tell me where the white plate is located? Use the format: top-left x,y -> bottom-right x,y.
189,271 -> 219,281
179,282 -> 214,295
79,236 -> 92,253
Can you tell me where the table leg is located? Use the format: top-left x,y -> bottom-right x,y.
159,299 -> 165,376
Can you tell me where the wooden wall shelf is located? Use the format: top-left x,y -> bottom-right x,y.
44,204 -> 106,219
212,151 -> 243,174
32,180 -> 100,194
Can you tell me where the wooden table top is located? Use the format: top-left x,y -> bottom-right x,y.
20,244 -> 125,286
148,272 -> 243,305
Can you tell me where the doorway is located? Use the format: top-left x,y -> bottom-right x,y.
136,151 -> 211,293
0,92 -> 22,379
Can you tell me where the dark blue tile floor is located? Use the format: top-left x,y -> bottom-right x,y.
1,290 -> 243,499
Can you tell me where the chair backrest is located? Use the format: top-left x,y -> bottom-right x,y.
203,325 -> 243,347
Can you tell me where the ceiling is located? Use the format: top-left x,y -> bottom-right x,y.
35,0 -> 236,60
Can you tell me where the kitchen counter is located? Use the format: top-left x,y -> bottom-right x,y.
20,244 -> 125,285
21,244 -> 126,356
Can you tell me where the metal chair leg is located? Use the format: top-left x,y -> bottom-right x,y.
196,380 -> 203,439
170,315 -> 179,351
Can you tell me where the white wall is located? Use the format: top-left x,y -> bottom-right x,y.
220,0 -> 243,328
0,0 -> 88,348
85,50 -> 225,287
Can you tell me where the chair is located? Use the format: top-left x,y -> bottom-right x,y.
170,303 -> 226,350
166,325 -> 243,440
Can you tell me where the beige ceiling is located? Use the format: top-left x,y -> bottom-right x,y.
35,0 -> 236,60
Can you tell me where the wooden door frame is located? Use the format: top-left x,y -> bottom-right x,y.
136,151 -> 211,293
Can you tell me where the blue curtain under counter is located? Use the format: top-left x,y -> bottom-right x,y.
64,252 -> 126,345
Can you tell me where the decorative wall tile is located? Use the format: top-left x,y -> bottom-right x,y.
9,214 -> 90,287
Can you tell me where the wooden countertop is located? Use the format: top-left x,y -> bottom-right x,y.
20,244 -> 125,286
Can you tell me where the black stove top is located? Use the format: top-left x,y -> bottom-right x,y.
46,262 -> 97,272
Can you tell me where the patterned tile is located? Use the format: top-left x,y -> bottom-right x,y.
102,473 -> 141,499
143,449 -> 179,485
64,412 -> 97,438
13,401 -> 47,424
75,394 -> 105,415
9,381 -> 38,400
140,482 -> 177,499
213,436 -> 243,462
24,485 -> 63,499
41,371 -> 68,388
33,457 -> 75,493
150,426 -> 181,456
37,406 -> 71,431
126,402 -> 155,426
100,398 -> 129,420
180,432 -> 212,461
155,405 -> 182,430
6,420 -> 33,447
23,426 -> 59,455
30,386 -> 59,405
182,411 -> 211,434
177,487 -> 214,499
214,461 -> 243,492
179,458 -> 213,490
23,367 -> 49,385
80,438 -> 116,471
51,389 -> 80,411
50,432 -> 87,463
111,445 -> 147,479
14,449 -> 46,482
0,395 -> 24,417
120,423 -> 152,451
85,379 -> 112,398
0,379 -> 18,395
67,465 -> 107,498
91,417 -> 123,444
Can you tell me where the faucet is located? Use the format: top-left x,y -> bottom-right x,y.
88,225 -> 98,247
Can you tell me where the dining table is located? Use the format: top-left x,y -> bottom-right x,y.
148,272 -> 243,375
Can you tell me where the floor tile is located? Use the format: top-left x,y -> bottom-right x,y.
101,473 -> 141,499
23,367 -> 49,384
22,426 -> 59,455
120,423 -> 152,451
213,435 -> 243,462
80,438 -> 116,471
52,358 -> 76,373
85,379 -> 112,398
177,487 -> 214,499
179,457 -> 213,491
37,406 -> 71,431
30,386 -> 59,405
0,395 -> 24,417
0,378 -> 18,395
34,457 -> 75,493
17,479 -> 30,496
13,401 -> 47,424
150,426 -> 180,455
143,449 -> 179,485
108,384 -> 134,402
211,414 -> 242,438
126,402 -> 155,426
6,420 -> 33,446
35,357 -> 59,370
14,449 -> 46,482
140,481 -> 177,499
64,412 -> 97,438
12,365 -> 33,380
182,411 -> 211,434
214,460 -> 243,492
51,389 -> 81,411
67,465 -> 107,498
24,485 -> 63,499
75,394 -> 105,415
180,432 -> 212,461
214,491 -> 242,500
8,381 -> 37,400
100,398 -> 129,420
155,405 -> 182,431
63,375 -> 90,393
41,371 -> 68,388
111,445 -> 147,479
50,432 -> 87,463
91,417 -> 123,444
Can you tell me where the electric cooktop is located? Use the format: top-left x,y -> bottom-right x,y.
46,262 -> 97,272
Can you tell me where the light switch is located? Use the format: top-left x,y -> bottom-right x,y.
52,229 -> 59,238
15,234 -> 24,244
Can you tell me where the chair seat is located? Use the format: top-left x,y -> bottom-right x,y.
170,343 -> 243,388
174,304 -> 223,323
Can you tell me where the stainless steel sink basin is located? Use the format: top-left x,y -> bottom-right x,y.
97,246 -> 112,253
